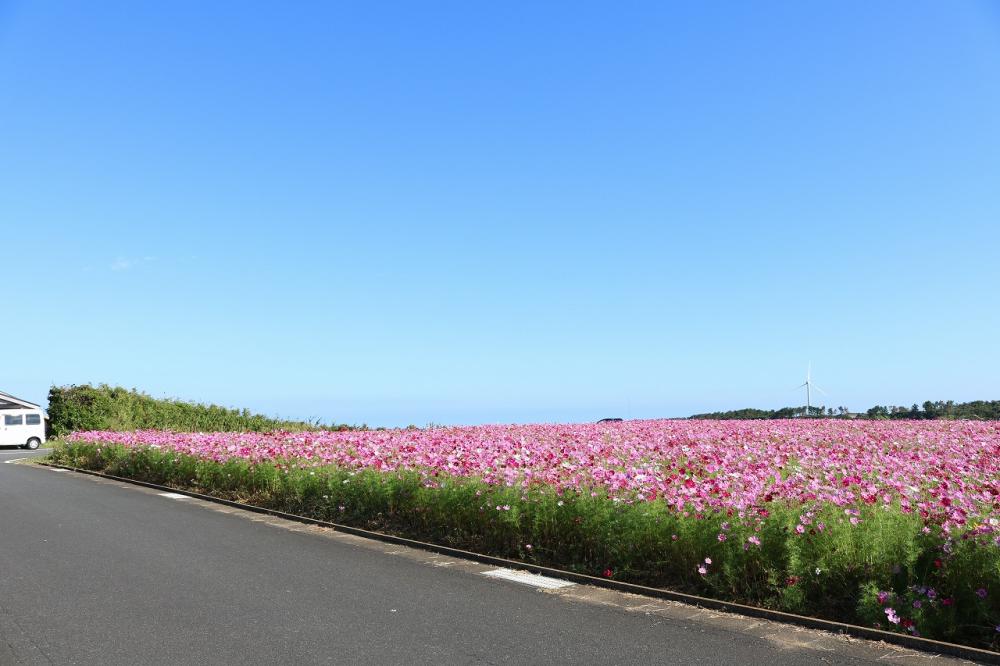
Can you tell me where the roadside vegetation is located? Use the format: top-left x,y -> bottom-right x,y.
49,419 -> 1000,652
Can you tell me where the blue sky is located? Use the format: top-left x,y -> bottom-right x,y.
2,2 -> 998,426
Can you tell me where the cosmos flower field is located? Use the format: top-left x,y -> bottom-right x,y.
55,419 -> 1000,649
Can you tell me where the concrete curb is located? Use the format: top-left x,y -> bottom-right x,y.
38,461 -> 1000,664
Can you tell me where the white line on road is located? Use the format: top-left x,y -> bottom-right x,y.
158,492 -> 190,500
481,568 -> 575,590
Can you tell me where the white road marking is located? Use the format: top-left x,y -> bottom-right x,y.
158,492 -> 190,500
481,568 -> 575,590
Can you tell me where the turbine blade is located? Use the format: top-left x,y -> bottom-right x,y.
813,384 -> 828,396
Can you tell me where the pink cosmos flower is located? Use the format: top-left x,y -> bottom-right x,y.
66,419 -> 1000,544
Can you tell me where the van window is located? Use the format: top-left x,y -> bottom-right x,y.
4,414 -> 23,426
25,414 -> 41,426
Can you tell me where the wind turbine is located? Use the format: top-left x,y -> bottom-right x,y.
798,363 -> 826,417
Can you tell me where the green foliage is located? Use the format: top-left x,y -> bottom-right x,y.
690,405 -> 832,419
693,400 -> 1000,421
46,384 -> 354,435
50,439 -> 1000,651
689,407 -> 776,420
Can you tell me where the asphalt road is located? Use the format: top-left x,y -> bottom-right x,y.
0,448 -> 976,665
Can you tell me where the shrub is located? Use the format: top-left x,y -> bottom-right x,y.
46,384 -> 349,435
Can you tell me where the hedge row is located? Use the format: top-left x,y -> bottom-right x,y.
46,384 -> 343,435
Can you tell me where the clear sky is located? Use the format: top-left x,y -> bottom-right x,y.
2,2 -> 998,426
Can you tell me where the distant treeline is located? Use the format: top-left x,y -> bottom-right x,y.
47,384 -> 356,436
689,400 -> 1000,420
689,406 -> 833,420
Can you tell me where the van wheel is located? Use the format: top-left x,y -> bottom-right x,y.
24,438 -> 41,450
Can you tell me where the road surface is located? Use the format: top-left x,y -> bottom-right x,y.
0,447 -> 977,665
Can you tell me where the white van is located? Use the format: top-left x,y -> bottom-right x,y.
0,392 -> 47,449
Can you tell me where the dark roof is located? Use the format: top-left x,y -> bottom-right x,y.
0,391 -> 41,410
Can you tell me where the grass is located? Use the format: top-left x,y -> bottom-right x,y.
49,438 -> 1000,651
